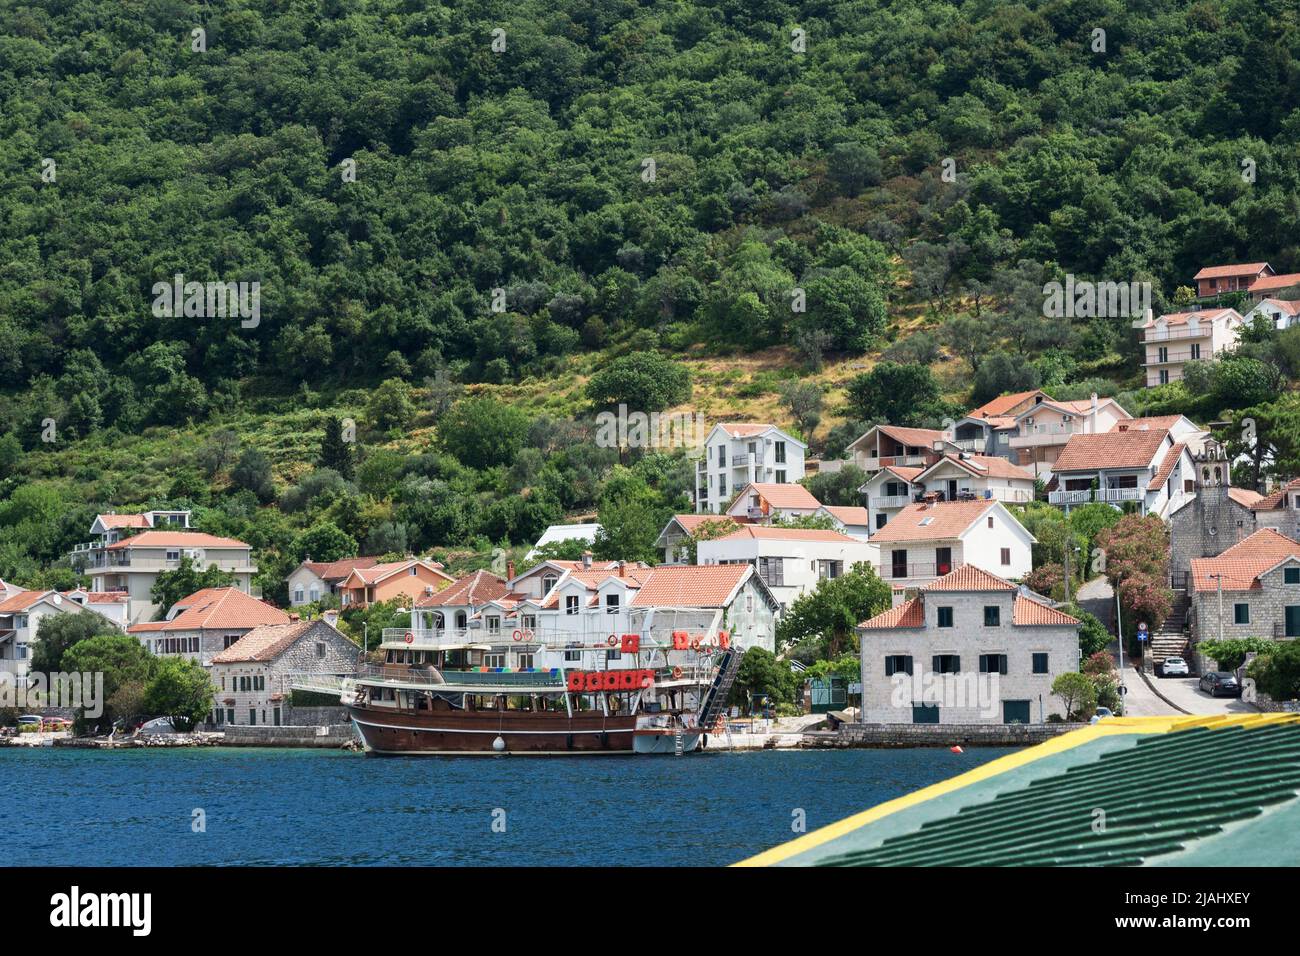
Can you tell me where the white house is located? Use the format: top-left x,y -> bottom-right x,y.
724,482 -> 822,522
695,423 -> 807,513
910,454 -> 1037,507
867,500 -> 1036,590
1138,308 -> 1244,388
286,557 -> 382,606
1048,428 -> 1195,518
860,464 -> 925,534
0,590 -> 127,687
847,425 -> 946,474
1006,394 -> 1131,478
526,522 -> 603,558
858,565 -> 1082,724
653,514 -> 754,564
696,525 -> 878,608
61,589 -> 130,629
1244,297 -> 1300,330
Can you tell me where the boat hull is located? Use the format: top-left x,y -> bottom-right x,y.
348,704 -> 641,755
632,731 -> 703,755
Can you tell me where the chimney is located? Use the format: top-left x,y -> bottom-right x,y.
323,609 -> 340,628
582,550 -> 593,569
506,560 -> 515,580
1090,392 -> 1098,431
289,613 -> 300,622
618,560 -> 626,578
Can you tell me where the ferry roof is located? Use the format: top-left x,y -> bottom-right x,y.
736,715 -> 1300,867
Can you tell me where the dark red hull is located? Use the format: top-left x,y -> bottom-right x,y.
348,704 -> 640,755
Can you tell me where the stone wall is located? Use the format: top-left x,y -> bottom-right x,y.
1169,487 -> 1254,576
814,721 -> 1087,748
220,723 -> 357,748
287,705 -> 349,725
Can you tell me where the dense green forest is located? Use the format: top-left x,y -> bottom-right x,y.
3,0 -> 1300,597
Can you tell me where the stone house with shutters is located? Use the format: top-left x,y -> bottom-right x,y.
1188,529 -> 1300,659
208,619 -> 359,728
857,565 -> 1082,725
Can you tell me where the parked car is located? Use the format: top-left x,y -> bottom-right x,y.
1160,657 -> 1189,677
41,717 -> 72,731
139,717 -> 178,734
17,715 -> 42,726
1199,672 -> 1241,698
1089,706 -> 1115,724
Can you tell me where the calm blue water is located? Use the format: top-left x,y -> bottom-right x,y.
2,747 -> 1012,866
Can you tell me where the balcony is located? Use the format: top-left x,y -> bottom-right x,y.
1048,489 -> 1092,505
1142,325 -> 1213,344
1143,348 -> 1207,366
1100,487 -> 1143,503
872,495 -> 912,510
948,438 -> 986,453
1009,423 -> 1078,448
882,561 -> 952,582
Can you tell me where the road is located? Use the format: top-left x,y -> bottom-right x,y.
1075,576 -> 1246,717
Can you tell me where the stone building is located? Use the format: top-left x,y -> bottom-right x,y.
1169,443 -> 1263,579
857,565 -> 1081,725
1189,529 -> 1300,660
127,587 -> 290,665
208,619 -> 359,727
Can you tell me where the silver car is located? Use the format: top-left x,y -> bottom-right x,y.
1161,656 -> 1189,677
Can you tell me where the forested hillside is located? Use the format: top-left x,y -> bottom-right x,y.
2,0 -> 1300,596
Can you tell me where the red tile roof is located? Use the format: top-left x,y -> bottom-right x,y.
1253,297 -> 1300,316
1250,478 -> 1300,511
1248,272 -> 1300,293
416,570 -> 513,608
734,482 -> 821,510
1190,529 -> 1300,592
628,565 -> 752,608
1112,416 -> 1186,432
968,390 -> 1047,419
820,506 -> 870,525
877,465 -> 924,483
127,587 -> 289,633
211,620 -> 323,664
1228,488 -> 1263,508
107,530 -> 250,550
1193,263 -> 1270,280
1052,429 -> 1169,473
712,525 -> 862,544
1012,595 -> 1081,626
877,425 -> 945,447
859,598 -> 924,629
341,559 -> 453,586
719,423 -> 777,437
96,514 -> 150,529
920,454 -> 1035,482
921,564 -> 1016,592
304,556 -> 383,581
1147,308 -> 1237,327
867,500 -> 998,543
1147,442 -> 1187,491
667,514 -> 746,534
0,590 -> 52,613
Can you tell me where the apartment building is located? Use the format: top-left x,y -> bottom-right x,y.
1138,308 -> 1244,388
694,423 -> 806,513
696,525 -> 878,608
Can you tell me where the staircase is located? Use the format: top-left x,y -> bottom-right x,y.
1150,589 -> 1190,669
697,649 -> 741,729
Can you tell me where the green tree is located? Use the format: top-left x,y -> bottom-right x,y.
31,610 -> 122,674
845,362 -> 941,426
777,562 -> 892,658
729,647 -> 798,710
585,351 -> 692,412
62,635 -> 158,733
292,522 -> 358,563
1051,671 -> 1097,721
319,416 -> 355,480
437,396 -> 530,469
143,657 -> 215,731
366,378 -> 416,433
150,556 -> 236,619
592,467 -> 670,565
231,448 -> 276,502
1198,636 -> 1276,672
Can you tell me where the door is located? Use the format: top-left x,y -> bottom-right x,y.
912,704 -> 940,724
936,547 -> 952,576
947,479 -> 958,500
1003,700 -> 1031,724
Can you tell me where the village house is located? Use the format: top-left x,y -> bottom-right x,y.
0,590 -> 126,687
336,558 -> 454,610
695,423 -> 807,514
814,505 -> 872,540
60,589 -> 130,628
1137,308 -> 1244,388
1046,428 -> 1194,518
286,556 -> 383,606
867,499 -> 1035,591
1189,529 -> 1300,663
1245,270 -> 1300,303
68,510 -> 257,624
847,425 -> 946,474
653,514 -> 753,564
857,565 -> 1081,724
526,522 -> 602,558
1250,477 -> 1300,541
695,525 -> 878,608
208,619 -> 359,728
1244,297 -> 1300,330
626,564 -> 781,652
723,481 -> 822,522
1006,394 -> 1132,477
126,586 -> 290,665
860,464 -> 925,533
911,454 -> 1037,506
1193,262 -> 1272,299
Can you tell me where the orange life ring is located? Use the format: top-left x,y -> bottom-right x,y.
672,666 -> 683,680
691,639 -> 701,651
512,629 -> 524,642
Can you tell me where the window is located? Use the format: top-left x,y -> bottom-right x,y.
522,614 -> 536,630
517,653 -> 534,669
606,648 -> 621,661
486,616 -> 501,634
1159,369 -> 1169,385
912,704 -> 939,724
718,445 -> 726,466
1234,603 -> 1250,625
884,655 -> 912,676
1157,346 -> 1168,363
310,588 -> 320,602
227,708 -> 235,725
249,709 -> 256,726
316,641 -> 327,658
605,593 -> 620,614
293,588 -> 304,603
983,606 -> 1001,627
775,441 -> 787,464
987,516 -> 994,529
979,654 -> 1008,675
1287,606 -> 1300,639
719,476 -> 727,497
875,513 -> 888,529
166,549 -> 180,562
565,595 -> 580,615
1286,568 -> 1300,585
937,607 -> 954,628
935,546 -> 952,575
817,560 -> 843,580
932,654 -> 961,674
776,470 -> 786,483
542,574 -> 557,593
1191,343 -> 1201,359
758,556 -> 784,587
891,549 -> 908,579
484,653 -> 506,668
563,644 -> 581,662
1032,653 -> 1049,674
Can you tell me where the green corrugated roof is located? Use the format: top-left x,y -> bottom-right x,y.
738,715 -> 1300,867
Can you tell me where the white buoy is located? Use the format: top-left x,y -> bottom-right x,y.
492,735 -> 506,753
